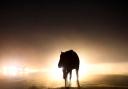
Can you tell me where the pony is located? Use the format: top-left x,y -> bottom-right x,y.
58,50 -> 80,88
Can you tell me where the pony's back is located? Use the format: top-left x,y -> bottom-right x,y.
58,50 -> 79,69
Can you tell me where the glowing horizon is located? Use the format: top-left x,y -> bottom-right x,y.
1,62 -> 128,79
0,50 -> 128,81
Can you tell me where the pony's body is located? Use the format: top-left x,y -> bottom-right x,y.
58,50 -> 80,87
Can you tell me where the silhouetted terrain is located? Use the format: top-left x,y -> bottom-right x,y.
81,74 -> 128,87
0,74 -> 128,89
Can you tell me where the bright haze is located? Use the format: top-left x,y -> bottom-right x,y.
0,1 -> 128,77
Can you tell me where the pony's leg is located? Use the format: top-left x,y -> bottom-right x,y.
76,69 -> 80,88
69,70 -> 72,87
65,77 -> 67,88
63,68 -> 67,88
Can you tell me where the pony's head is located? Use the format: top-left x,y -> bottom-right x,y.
58,51 -> 65,68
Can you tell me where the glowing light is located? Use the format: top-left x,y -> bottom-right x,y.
79,60 -> 90,80
2,65 -> 20,76
46,60 -> 63,81
23,67 -> 39,74
47,56 -> 90,82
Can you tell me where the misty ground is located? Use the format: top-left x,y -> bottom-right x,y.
0,74 -> 128,89
28,86 -> 128,89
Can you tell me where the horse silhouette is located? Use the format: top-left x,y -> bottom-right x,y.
58,50 -> 80,88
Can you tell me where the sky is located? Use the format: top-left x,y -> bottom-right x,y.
0,1 -> 128,73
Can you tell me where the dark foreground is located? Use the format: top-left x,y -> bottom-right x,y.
28,86 -> 128,89
1,74 -> 128,89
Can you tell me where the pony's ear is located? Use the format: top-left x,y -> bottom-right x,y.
61,51 -> 63,54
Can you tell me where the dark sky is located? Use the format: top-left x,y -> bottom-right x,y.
0,1 -> 128,67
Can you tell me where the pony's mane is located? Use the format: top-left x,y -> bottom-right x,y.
65,49 -> 74,53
